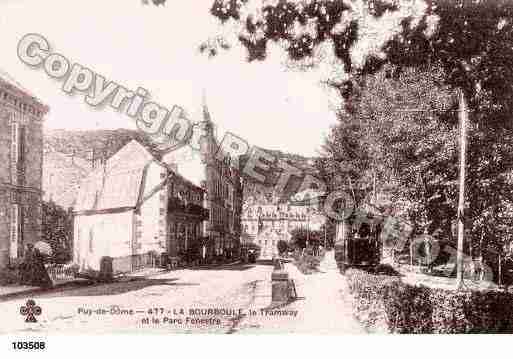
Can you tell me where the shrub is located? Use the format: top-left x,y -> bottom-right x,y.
384,281 -> 433,333
347,268 -> 513,333
292,252 -> 321,274
346,268 -> 397,332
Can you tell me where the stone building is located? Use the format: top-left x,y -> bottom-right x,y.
0,72 -> 48,269
162,98 -> 243,261
201,120 -> 243,259
241,191 -> 325,258
73,96 -> 244,273
73,140 -> 208,274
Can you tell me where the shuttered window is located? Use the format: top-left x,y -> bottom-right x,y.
9,204 -> 19,259
11,120 -> 18,184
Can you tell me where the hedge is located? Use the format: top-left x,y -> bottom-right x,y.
346,268 -> 513,333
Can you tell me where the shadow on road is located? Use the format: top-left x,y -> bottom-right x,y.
198,264 -> 256,271
32,278 -> 199,299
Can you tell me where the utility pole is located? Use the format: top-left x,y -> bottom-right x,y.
324,223 -> 327,248
307,215 -> 310,246
456,89 -> 469,290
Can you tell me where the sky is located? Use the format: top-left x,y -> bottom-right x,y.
0,0 -> 425,157
0,0 -> 342,157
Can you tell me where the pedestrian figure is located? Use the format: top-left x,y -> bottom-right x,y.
33,248 -> 52,288
19,244 -> 34,284
21,244 -> 52,288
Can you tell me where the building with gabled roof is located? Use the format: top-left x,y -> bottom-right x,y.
73,140 -> 207,275
162,95 -> 244,262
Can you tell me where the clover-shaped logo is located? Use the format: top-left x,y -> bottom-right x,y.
20,299 -> 42,323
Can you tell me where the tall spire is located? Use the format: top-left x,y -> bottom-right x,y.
199,89 -> 215,163
201,88 -> 212,123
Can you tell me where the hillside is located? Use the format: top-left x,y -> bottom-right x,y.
42,151 -> 91,209
43,129 -> 319,208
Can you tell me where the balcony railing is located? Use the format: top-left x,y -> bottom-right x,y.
168,197 -> 209,220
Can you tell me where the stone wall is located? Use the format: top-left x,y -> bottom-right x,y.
0,111 -> 10,184
25,120 -> 43,190
0,83 -> 46,269
0,189 -> 11,268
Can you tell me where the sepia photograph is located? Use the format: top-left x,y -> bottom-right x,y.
0,1 -> 512,354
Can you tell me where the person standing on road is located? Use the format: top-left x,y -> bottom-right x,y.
21,245 -> 52,289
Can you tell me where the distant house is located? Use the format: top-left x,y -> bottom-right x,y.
73,140 -> 207,274
0,71 -> 48,269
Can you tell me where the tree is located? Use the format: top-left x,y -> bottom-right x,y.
204,0 -> 513,112
42,200 -> 73,264
290,227 -> 309,249
203,0 -> 513,285
290,227 -> 322,249
358,66 -> 458,236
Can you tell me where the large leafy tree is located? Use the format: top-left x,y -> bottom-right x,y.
203,0 -> 513,110
350,66 -> 458,236
145,1 -> 513,273
199,0 -> 513,252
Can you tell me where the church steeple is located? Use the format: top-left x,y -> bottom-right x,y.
199,89 -> 215,162
202,89 -> 213,125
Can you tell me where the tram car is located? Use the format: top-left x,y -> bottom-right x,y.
334,209 -> 383,269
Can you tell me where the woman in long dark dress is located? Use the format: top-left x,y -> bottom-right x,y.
32,248 -> 52,288
21,245 -> 52,288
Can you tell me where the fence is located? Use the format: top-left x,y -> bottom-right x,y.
45,263 -> 77,284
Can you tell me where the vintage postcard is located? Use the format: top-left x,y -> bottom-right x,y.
1,0 -> 513,351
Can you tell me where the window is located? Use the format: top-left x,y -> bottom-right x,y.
11,120 -> 18,183
18,125 -> 25,164
9,204 -> 19,259
10,120 -> 26,186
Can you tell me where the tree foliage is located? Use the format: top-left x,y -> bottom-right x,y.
206,0 -> 513,111
277,239 -> 289,254
42,200 -> 73,264
206,1 -> 513,252
290,227 -> 322,248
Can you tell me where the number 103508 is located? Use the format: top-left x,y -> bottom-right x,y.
12,341 -> 46,350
